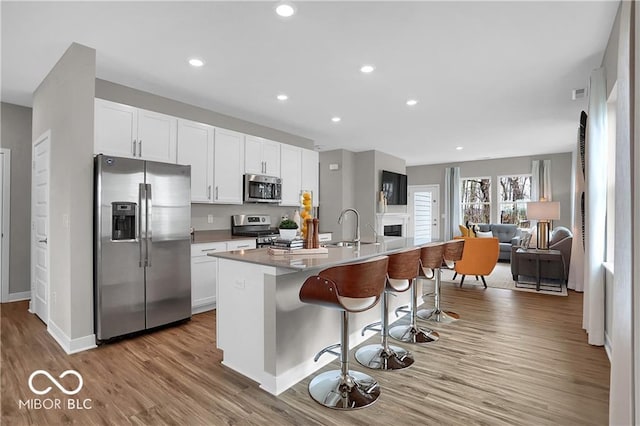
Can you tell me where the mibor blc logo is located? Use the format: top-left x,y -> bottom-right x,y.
19,369 -> 92,410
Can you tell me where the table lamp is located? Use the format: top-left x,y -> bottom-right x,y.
527,200 -> 560,250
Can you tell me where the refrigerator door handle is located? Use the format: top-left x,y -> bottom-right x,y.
146,183 -> 152,267
138,183 -> 145,268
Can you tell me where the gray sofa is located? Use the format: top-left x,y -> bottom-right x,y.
476,223 -> 522,261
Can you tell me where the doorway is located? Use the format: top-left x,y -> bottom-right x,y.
0,149 -> 10,302
408,185 -> 439,241
30,132 -> 50,324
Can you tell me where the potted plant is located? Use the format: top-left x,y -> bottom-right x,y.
278,219 -> 299,240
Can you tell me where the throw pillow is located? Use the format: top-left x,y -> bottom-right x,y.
476,230 -> 493,238
459,225 -> 469,237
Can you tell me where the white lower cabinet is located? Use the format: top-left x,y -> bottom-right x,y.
191,242 -> 226,314
191,239 -> 257,314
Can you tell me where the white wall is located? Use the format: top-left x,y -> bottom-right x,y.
31,43 -> 96,347
0,102 -> 32,295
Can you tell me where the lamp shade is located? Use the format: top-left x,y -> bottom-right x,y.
527,201 -> 560,220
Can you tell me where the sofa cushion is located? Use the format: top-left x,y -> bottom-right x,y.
476,231 -> 493,238
477,223 -> 519,243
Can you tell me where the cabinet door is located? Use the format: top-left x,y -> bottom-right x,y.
244,135 -> 264,174
213,128 -> 244,204
301,149 -> 319,207
137,109 -> 177,163
177,120 -> 214,203
191,242 -> 226,314
94,99 -> 138,158
262,140 -> 281,177
280,144 -> 302,206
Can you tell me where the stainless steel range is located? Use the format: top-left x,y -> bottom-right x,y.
231,214 -> 279,247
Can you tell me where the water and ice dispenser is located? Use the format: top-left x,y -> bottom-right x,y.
112,202 -> 136,240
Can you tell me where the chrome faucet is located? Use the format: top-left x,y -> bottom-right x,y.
338,208 -> 360,243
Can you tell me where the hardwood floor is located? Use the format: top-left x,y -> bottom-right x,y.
1,285 -> 609,425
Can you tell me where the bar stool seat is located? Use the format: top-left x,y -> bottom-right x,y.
388,243 -> 442,344
355,248 -> 419,370
299,256 -> 389,410
417,239 -> 465,323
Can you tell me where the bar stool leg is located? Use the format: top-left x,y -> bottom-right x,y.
308,311 -> 381,409
355,291 -> 414,370
388,279 -> 440,344
417,268 -> 460,323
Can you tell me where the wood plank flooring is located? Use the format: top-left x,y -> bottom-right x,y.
1,285 -> 609,425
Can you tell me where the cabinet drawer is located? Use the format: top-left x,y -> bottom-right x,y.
191,242 -> 227,257
226,240 -> 256,251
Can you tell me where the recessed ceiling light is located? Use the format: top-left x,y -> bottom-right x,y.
331,117 -> 341,123
456,146 -> 464,151
188,58 -> 204,67
406,99 -> 418,106
275,1 -> 296,17
360,65 -> 375,74
277,94 -> 288,101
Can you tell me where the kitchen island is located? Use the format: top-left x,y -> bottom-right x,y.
210,238 -> 433,395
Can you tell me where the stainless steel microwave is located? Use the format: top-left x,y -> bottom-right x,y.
244,174 -> 282,203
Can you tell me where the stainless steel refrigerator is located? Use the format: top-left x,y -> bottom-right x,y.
94,154 -> 191,341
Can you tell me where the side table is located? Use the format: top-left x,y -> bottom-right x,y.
514,248 -> 565,291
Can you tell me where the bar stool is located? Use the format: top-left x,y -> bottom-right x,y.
355,248 -> 419,370
417,239 -> 465,323
388,243 -> 441,344
299,256 -> 389,410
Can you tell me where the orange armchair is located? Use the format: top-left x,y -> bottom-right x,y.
453,237 -> 499,288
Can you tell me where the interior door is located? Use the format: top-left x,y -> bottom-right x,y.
408,185 -> 440,242
31,133 -> 50,324
144,160 -> 191,329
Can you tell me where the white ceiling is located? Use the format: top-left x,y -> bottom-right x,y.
1,1 -> 618,165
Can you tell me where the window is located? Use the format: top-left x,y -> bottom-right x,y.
498,174 -> 531,226
460,177 -> 491,224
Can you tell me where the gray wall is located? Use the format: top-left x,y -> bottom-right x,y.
318,149 -> 356,239
407,152 -> 573,229
0,102 -> 32,295
602,5 -> 621,98
320,149 -> 406,241
95,79 -> 315,230
32,43 -> 96,340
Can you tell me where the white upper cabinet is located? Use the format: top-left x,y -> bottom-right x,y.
94,99 -> 137,158
177,119 -> 214,203
301,149 -> 319,207
213,128 -> 244,204
244,135 -> 281,177
94,99 -> 177,163
280,145 -> 302,206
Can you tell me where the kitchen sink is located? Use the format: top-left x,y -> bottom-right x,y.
324,241 -> 381,247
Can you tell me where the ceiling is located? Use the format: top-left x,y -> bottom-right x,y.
1,1 -> 618,166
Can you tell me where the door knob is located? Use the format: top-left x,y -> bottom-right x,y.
38,238 -> 47,244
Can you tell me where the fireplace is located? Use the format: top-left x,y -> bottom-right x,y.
383,224 -> 403,237
375,213 -> 410,238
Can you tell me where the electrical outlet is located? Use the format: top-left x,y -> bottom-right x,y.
207,214 -> 214,224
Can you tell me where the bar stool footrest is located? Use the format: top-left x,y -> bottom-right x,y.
313,343 -> 341,362
361,321 -> 382,336
394,305 -> 411,317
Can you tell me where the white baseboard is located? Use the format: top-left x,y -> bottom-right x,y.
604,331 -> 612,362
7,290 -> 31,302
192,300 -> 216,315
48,320 -> 97,354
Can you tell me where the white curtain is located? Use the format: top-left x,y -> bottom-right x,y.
568,119 -> 585,292
531,159 -> 552,201
582,67 -> 607,346
443,167 -> 460,240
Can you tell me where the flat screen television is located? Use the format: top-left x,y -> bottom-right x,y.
381,170 -> 407,205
